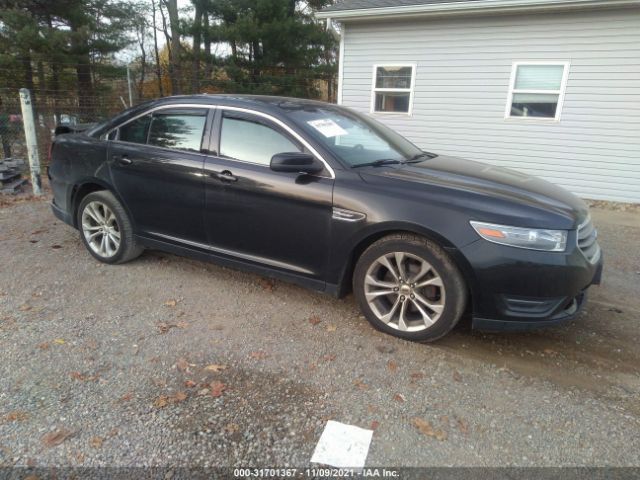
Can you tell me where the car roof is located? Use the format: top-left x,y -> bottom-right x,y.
88,94 -> 342,137
153,94 -> 335,113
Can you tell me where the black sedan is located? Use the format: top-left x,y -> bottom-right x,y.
48,95 -> 603,342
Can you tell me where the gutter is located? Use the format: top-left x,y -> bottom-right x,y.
315,0 -> 640,20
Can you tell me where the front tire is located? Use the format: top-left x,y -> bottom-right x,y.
353,233 -> 467,342
77,190 -> 143,264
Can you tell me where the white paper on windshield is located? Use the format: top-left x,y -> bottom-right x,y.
307,119 -> 348,138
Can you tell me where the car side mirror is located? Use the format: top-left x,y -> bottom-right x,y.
270,152 -> 324,175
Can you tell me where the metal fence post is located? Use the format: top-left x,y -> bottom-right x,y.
18,88 -> 42,195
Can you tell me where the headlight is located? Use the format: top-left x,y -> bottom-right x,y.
470,221 -> 567,252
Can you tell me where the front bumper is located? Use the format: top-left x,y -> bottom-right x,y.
460,234 -> 603,332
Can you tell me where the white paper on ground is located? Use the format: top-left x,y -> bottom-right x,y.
310,420 -> 374,468
307,119 -> 348,138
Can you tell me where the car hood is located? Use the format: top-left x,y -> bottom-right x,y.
358,155 -> 589,229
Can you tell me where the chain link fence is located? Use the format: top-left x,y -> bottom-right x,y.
0,89 -> 28,193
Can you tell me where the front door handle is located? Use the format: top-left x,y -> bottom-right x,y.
211,170 -> 238,182
113,154 -> 132,166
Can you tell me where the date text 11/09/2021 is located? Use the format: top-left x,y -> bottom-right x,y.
233,467 -> 400,477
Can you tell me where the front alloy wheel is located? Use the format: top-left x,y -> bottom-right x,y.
82,201 -> 121,258
353,233 -> 467,342
364,252 -> 446,332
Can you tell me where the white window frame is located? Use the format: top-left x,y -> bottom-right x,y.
505,61 -> 570,122
370,63 -> 416,116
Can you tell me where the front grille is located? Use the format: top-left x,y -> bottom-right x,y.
577,216 -> 600,263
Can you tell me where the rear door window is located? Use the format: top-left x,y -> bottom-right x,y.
148,109 -> 207,152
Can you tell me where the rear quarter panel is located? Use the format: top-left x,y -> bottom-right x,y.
50,133 -> 110,216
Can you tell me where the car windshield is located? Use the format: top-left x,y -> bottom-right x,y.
286,105 -> 424,167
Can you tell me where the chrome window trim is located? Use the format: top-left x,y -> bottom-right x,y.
218,106 -> 336,179
102,103 -> 214,141
103,103 -> 336,179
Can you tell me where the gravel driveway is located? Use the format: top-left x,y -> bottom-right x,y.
0,197 -> 639,468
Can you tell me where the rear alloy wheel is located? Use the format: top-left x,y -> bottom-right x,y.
353,234 -> 467,342
82,201 -> 121,258
77,190 -> 143,264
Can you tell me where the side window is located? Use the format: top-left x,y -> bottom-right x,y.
148,110 -> 207,152
371,65 -> 415,114
506,63 -> 569,120
119,114 -> 151,144
219,114 -> 301,166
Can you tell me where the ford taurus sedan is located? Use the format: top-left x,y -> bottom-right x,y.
48,95 -> 603,342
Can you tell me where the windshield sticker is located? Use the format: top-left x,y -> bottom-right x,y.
307,119 -> 348,138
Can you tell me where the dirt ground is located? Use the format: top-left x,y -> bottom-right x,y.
0,196 -> 639,468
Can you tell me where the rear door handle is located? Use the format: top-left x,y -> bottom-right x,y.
211,170 -> 238,182
113,154 -> 132,166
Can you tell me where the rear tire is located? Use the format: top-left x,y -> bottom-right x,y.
353,233 -> 467,342
77,190 -> 143,264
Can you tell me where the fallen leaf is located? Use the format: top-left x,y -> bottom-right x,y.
197,388 -> 210,396
308,315 -> 321,326
70,371 -> 85,381
259,278 -> 275,291
4,411 -> 28,423
53,338 -> 66,345
153,395 -> 169,408
173,391 -> 187,403
321,354 -> 336,362
325,324 -> 337,332
387,360 -> 398,372
164,299 -> 177,307
176,358 -> 194,372
452,370 -> 462,382
204,364 -> 227,373
176,321 -> 189,329
184,380 -> 197,388
120,392 -> 133,402
456,417 -> 470,435
411,418 -> 447,441
89,436 -> 103,449
37,342 -> 50,350
370,420 -> 380,430
393,393 -> 406,403
409,372 -> 425,383
224,423 -> 239,434
210,381 -> 226,397
249,351 -> 267,360
42,428 -> 74,448
354,379 -> 368,390
18,304 -> 32,311
157,322 -> 172,334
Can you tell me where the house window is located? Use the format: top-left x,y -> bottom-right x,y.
371,64 -> 416,114
506,62 -> 570,120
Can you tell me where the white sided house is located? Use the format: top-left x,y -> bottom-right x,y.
316,0 -> 640,203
